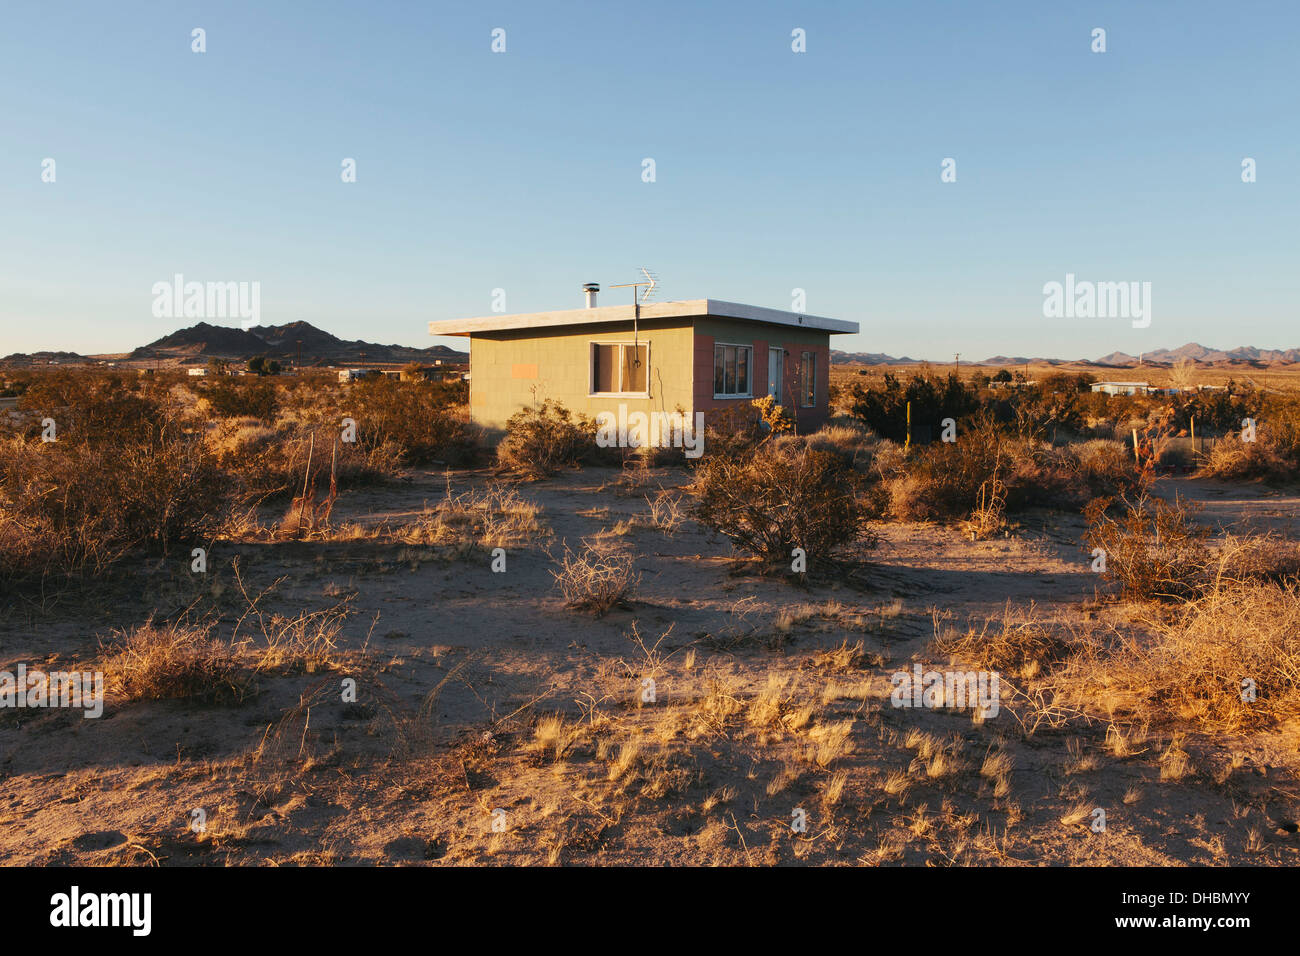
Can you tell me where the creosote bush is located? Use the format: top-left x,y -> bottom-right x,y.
690,440 -> 872,570
497,400 -> 602,478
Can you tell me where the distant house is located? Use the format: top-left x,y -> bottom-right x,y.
399,365 -> 463,382
338,368 -> 376,383
429,287 -> 858,439
187,367 -> 208,377
1091,381 -> 1154,396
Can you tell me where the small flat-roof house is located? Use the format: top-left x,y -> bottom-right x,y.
429,288 -> 859,440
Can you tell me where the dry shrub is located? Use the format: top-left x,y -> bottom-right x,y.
347,376 -> 479,466
689,441 -> 873,570
960,478 -> 1007,539
872,423 -> 1142,522
551,542 -> 638,615
1202,424 -> 1299,483
701,402 -> 766,459
1087,493 -> 1300,604
751,394 -> 794,435
804,421 -> 878,469
0,426 -> 228,586
203,378 -> 278,420
939,579 -> 1300,732
1084,493 -> 1214,601
208,417 -> 400,503
1199,397 -> 1300,483
497,400 -> 600,478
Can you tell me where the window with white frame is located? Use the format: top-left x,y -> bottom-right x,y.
590,342 -> 648,395
800,351 -> 816,407
713,344 -> 752,398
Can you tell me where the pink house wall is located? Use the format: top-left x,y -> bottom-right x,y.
693,332 -> 831,432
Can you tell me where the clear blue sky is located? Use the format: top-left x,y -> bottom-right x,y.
2,0 -> 1296,360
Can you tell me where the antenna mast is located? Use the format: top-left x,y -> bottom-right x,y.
608,268 -> 658,366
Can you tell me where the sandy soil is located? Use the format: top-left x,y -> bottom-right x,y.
2,467 -> 1298,866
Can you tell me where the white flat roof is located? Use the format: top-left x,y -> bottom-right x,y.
428,299 -> 858,337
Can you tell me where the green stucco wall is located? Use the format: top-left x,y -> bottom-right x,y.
467,319 -> 696,437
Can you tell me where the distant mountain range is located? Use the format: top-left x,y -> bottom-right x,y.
4,327 -> 1296,372
1,321 -> 467,368
832,342 -> 1300,368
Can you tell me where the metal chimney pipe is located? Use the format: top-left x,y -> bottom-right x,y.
583,282 -> 600,308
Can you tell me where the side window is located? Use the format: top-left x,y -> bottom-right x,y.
713,344 -> 753,397
801,351 -> 816,406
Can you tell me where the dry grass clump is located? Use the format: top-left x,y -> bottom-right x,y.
399,481 -> 543,549
244,602 -> 349,675
639,489 -> 686,534
746,674 -> 794,731
804,719 -> 856,768
689,441 -> 874,570
99,620 -> 250,703
930,603 -> 1076,680
531,714 -> 578,762
551,542 -> 639,615
100,598 -> 353,704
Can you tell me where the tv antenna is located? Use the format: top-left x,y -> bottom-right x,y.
609,268 -> 659,365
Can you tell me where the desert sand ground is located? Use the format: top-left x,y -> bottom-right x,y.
2,467 -> 1298,866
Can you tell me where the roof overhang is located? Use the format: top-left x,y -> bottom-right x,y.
428,299 -> 858,337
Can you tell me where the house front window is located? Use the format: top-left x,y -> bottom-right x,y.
713,344 -> 752,398
800,351 -> 816,407
591,342 -> 648,395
